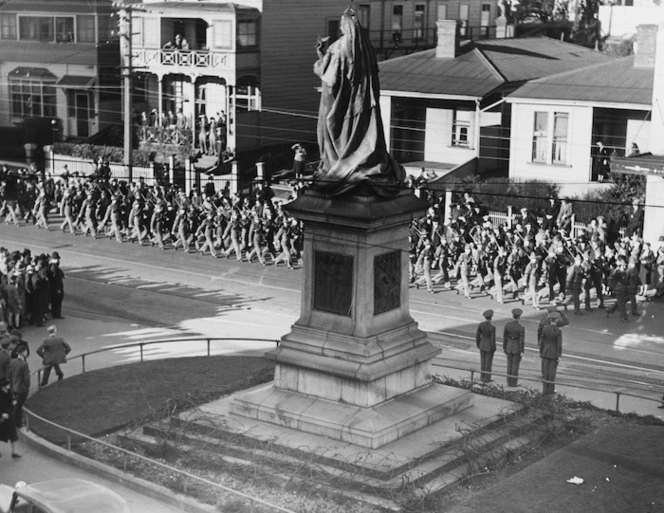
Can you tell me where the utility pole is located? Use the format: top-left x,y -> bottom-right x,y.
117,1 -> 133,182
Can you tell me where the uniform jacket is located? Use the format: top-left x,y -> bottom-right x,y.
9,357 -> 29,394
537,312 -> 569,340
36,336 -> 71,366
476,320 -> 496,352
539,324 -> 562,359
503,320 -> 525,354
626,266 -> 641,293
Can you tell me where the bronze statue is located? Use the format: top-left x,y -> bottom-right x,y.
313,9 -> 405,197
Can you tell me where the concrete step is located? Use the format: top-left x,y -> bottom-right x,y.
116,402 -> 548,510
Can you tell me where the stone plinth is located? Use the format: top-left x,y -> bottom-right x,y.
231,189 -> 473,448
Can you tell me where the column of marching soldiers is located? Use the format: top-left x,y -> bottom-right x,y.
1,164 -> 661,320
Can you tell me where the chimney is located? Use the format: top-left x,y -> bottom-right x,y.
634,24 -> 658,68
436,20 -> 459,59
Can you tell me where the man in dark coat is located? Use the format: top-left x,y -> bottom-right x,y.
626,257 -> 641,316
475,309 -> 496,383
503,308 -> 525,387
9,344 -> 29,428
0,377 -> 19,457
539,310 -> 564,395
37,325 -> 71,387
48,251 -> 65,319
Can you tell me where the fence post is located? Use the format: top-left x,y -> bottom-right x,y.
507,205 -> 513,229
168,154 -> 175,185
81,355 -> 86,374
470,370 -> 475,384
615,390 -> 622,412
571,213 -> 576,238
140,343 -> 144,362
230,160 -> 239,195
207,339 -> 211,357
256,161 -> 264,183
185,157 -> 192,195
67,433 -> 72,452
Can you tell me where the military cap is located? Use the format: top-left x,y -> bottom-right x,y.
482,309 -> 494,319
512,308 -> 523,317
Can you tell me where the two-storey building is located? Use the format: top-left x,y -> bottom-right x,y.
0,0 -> 119,140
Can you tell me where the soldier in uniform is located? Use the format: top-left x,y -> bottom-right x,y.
538,309 -> 564,395
626,256 -> 642,316
503,308 -> 525,387
566,253 -> 585,315
475,309 -> 496,383
607,259 -> 628,321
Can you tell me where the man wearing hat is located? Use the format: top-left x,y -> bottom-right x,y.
607,259 -> 629,321
504,308 -> 525,387
539,308 -> 564,395
565,253 -> 586,315
476,310 -> 496,383
48,251 -> 65,319
0,376 -> 20,457
0,338 -> 10,385
36,325 -> 71,387
537,305 -> 569,342
9,343 -> 29,428
626,256 -> 641,317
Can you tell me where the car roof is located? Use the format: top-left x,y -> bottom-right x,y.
16,479 -> 131,513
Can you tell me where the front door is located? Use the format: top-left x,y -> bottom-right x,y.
75,92 -> 89,138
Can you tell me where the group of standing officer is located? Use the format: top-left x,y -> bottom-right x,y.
475,306 -> 568,395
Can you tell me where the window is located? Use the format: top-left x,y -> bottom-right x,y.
327,18 -> 340,42
532,111 -> 569,165
552,113 -> 569,164
481,4 -> 491,27
459,5 -> 469,36
452,110 -> 472,147
19,16 -> 54,42
236,76 -> 260,112
10,79 -> 57,118
437,2 -> 448,20
237,20 -> 257,47
142,17 -> 159,47
532,112 -> 548,163
77,15 -> 95,43
392,4 -> 403,43
414,4 -> 425,40
0,14 -> 17,40
55,16 -> 74,43
213,20 -> 232,49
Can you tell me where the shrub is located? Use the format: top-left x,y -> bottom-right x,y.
573,175 -> 645,224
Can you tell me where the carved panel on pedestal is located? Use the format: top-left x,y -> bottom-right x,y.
313,251 -> 353,316
374,251 -> 401,315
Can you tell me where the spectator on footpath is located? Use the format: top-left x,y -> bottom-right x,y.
0,377 -> 20,458
48,251 -> 65,319
503,308 -> 525,387
9,344 -> 29,428
0,338 -> 10,384
37,325 -> 71,387
9,330 -> 29,359
475,309 -> 496,383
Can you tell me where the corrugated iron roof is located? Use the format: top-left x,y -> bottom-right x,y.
379,37 -> 612,98
508,56 -> 653,106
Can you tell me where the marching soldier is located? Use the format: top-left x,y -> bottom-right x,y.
503,308 -> 525,387
475,309 -> 496,383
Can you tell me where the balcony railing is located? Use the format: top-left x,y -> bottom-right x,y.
133,48 -> 231,70
139,126 -> 193,147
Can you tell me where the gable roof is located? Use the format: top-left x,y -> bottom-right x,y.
508,55 -> 653,108
379,37 -> 612,99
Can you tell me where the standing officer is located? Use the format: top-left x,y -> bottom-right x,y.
538,310 -> 564,395
503,308 -> 525,387
475,309 -> 496,383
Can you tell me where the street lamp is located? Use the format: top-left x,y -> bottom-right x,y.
50,119 -> 57,175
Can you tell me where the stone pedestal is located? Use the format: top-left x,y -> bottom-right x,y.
231,189 -> 473,448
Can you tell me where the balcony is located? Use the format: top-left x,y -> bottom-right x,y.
133,48 -> 234,74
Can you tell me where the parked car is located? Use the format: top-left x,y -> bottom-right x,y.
0,478 -> 131,513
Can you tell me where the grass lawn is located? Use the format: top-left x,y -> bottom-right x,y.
25,355 -> 275,445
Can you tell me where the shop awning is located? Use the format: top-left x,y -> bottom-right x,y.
8,67 -> 57,81
56,75 -> 96,90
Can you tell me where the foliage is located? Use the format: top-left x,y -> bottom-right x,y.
604,37 -> 634,57
513,0 -> 557,23
53,142 -> 154,168
573,175 -> 645,224
452,177 -> 559,217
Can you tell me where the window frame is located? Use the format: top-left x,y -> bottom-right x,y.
9,78 -> 57,119
55,16 -> 74,43
413,4 -> 426,41
236,19 -> 258,48
0,13 -> 17,40
451,109 -> 473,148
212,20 -> 233,49
18,16 -> 55,42
531,110 -> 570,165
76,15 -> 96,43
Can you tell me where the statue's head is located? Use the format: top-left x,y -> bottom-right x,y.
340,8 -> 357,34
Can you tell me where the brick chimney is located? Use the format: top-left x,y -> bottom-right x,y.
436,20 -> 459,59
634,24 -> 658,68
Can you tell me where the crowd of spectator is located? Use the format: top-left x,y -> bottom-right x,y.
409,190 -> 661,320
